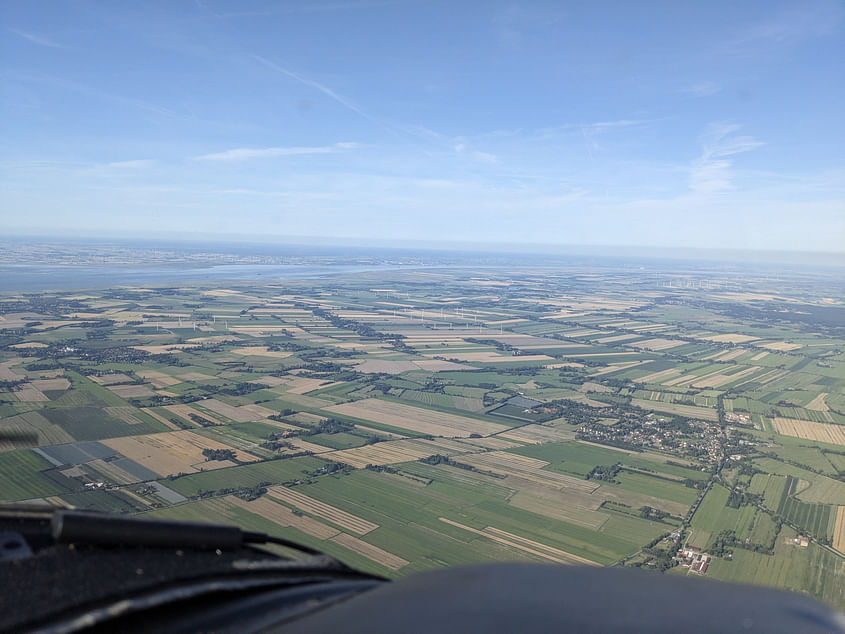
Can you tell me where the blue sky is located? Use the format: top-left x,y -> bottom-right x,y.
1,1 -> 843,252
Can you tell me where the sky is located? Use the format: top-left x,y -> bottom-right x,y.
1,0 -> 843,252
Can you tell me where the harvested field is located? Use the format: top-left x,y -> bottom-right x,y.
703,334 -> 758,344
266,485 -> 378,534
750,351 -> 769,361
324,399 -> 504,437
439,518 -> 597,566
88,373 -> 133,385
249,375 -> 288,387
107,384 -> 155,398
636,368 -> 681,384
136,370 -> 181,388
226,495 -> 340,540
806,393 -> 830,412
630,398 -> 719,422
198,398 -> 260,423
772,418 -> 845,446
692,366 -> 759,389
240,403 -> 277,419
102,430 -> 260,476
325,438 -> 464,468
0,411 -> 73,446
713,348 -> 746,362
509,491 -> 608,529
627,338 -> 685,351
0,359 -> 25,381
14,384 -> 48,402
30,378 -> 70,392
354,359 -> 475,374
456,436 -> 521,451
834,507 -> 845,554
497,425 -> 575,444
9,342 -> 48,349
177,372 -> 217,382
287,438 -> 335,454
231,346 -> 293,358
761,341 -> 801,351
596,333 -> 640,343
330,533 -> 409,571
436,351 -> 554,363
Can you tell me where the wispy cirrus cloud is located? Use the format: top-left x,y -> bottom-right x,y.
10,28 -> 62,48
681,81 -> 721,97
252,55 -> 400,137
689,123 -> 763,194
194,142 -> 358,161
105,159 -> 155,169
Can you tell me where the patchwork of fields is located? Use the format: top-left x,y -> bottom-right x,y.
2,262 -> 845,608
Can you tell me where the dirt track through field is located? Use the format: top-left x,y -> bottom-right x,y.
439,518 -> 597,566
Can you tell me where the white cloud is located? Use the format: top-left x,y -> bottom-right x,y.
105,159 -> 154,169
689,123 -> 763,194
194,143 -> 357,161
11,28 -> 61,48
681,81 -> 721,97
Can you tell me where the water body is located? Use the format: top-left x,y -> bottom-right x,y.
0,263 -> 421,292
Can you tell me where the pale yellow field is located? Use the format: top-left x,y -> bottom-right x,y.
750,351 -> 769,361
330,533 -> 409,571
197,398 -> 260,423
636,368 -> 681,384
833,507 -> 845,554
713,348 -> 746,362
107,384 -> 156,398
761,341 -> 802,351
137,370 -> 182,388
630,398 -> 719,421
231,346 -> 293,358
102,430 -> 260,476
9,342 -> 48,349
14,384 -> 48,402
325,438 -> 463,468
703,334 -> 758,344
266,486 -> 378,535
354,359 -> 475,374
596,333 -> 641,343
772,418 -> 845,446
226,495 -> 341,540
805,393 -> 830,412
177,372 -> 217,382
88,373 -> 133,385
627,338 -> 685,351
497,425 -> 575,444
29,377 -> 71,391
324,399 -> 504,437
692,366 -> 759,389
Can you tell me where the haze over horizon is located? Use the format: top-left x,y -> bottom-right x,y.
2,1 -> 843,252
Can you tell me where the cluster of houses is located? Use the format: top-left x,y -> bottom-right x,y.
676,545 -> 711,575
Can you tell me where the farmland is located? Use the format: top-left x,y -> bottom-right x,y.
2,254 -> 845,607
